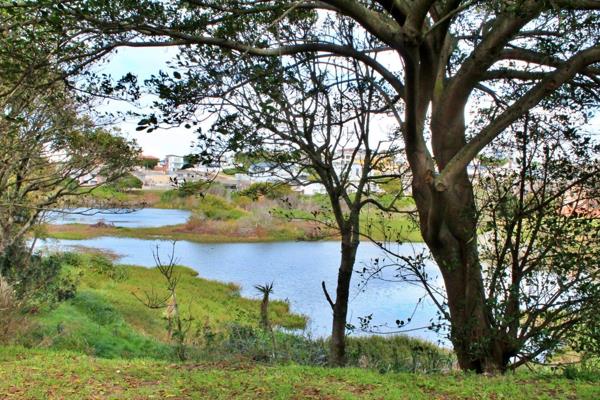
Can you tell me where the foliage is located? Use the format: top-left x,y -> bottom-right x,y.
238,183 -> 293,201
0,5 -> 139,307
109,173 -> 143,192
0,79 -> 139,253
562,358 -> 600,382
474,114 -> 600,367
159,181 -> 211,203
138,156 -> 159,170
0,278 -> 26,344
175,180 -> 208,198
378,180 -> 404,196
212,324 -> 453,373
0,251 -> 78,346
0,248 -> 77,308
196,194 -> 248,220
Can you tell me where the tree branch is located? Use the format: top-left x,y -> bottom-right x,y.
435,44 -> 600,191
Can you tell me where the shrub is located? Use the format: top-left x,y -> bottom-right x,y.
562,359 -> 600,382
197,194 -> 247,220
345,335 -> 453,373
238,182 -> 293,201
0,277 -> 26,344
0,247 -> 78,307
109,173 -> 143,192
176,180 -> 208,197
233,195 -> 253,209
199,323 -> 452,372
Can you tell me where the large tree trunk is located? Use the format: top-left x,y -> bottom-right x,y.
428,228 -> 506,373
413,166 -> 509,373
329,232 -> 359,367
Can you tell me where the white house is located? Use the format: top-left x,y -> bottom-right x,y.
164,155 -> 184,172
332,148 -> 365,182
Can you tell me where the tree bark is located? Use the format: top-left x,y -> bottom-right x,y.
428,228 -> 505,373
329,231 -> 359,367
413,166 -> 510,373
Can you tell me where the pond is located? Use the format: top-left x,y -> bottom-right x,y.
38,237 -> 445,344
45,208 -> 192,228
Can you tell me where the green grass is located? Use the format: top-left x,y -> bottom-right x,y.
14,253 -> 451,372
1,346 -> 599,399
20,253 -> 305,360
2,252 -> 599,399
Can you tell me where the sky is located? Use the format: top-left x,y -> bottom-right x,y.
96,46 -> 600,160
94,47 -> 198,159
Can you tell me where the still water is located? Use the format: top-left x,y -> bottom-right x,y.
45,208 -> 192,228
38,236 -> 444,344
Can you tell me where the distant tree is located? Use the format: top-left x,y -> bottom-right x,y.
139,156 -> 159,170
110,173 -> 144,192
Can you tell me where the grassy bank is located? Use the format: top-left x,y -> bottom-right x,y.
15,252 -> 305,360
40,220 -> 318,243
11,252 -> 448,370
2,252 -> 599,399
1,346 -> 599,399
57,186 -> 423,243
42,218 -> 423,243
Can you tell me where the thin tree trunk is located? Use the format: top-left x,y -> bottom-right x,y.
260,291 -> 270,331
329,232 -> 359,367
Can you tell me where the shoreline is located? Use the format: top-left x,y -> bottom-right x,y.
41,222 -> 423,244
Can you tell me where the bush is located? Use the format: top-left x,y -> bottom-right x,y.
198,323 -> 328,365
0,247 -> 78,307
345,335 -> 453,373
109,173 -> 143,192
197,194 -> 247,220
198,323 -> 452,372
176,180 -> 208,197
238,182 -> 293,201
0,277 -> 27,344
233,195 -> 253,209
562,359 -> 600,382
